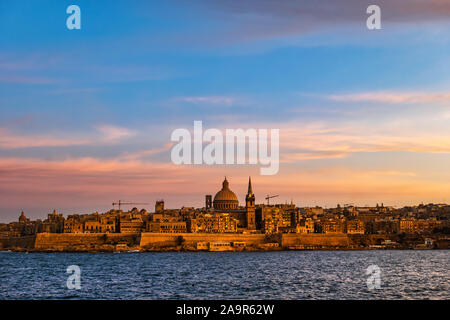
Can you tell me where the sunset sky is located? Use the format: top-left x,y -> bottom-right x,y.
1,0 -> 450,222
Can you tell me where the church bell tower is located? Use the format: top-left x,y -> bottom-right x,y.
246,177 -> 256,230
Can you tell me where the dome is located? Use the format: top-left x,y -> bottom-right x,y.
213,177 -> 239,210
214,188 -> 238,202
19,211 -> 28,223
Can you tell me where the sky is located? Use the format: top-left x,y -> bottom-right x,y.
1,0 -> 450,222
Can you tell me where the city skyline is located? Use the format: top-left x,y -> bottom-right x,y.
2,1 -> 450,221
3,175 -> 446,239
0,174 -> 448,224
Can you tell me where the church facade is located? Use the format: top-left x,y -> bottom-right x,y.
206,177 -> 256,230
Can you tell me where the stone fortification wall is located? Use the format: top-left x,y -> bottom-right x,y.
0,235 -> 36,249
34,233 -> 140,250
281,233 -> 350,247
140,232 -> 269,248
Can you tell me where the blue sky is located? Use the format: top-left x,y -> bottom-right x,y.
1,0 -> 450,221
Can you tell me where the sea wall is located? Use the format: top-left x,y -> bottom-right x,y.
139,232 -> 351,248
5,232 -> 444,251
0,235 -> 36,249
0,233 -> 353,251
33,233 -> 140,251
347,234 -> 391,246
281,233 -> 350,247
140,232 -> 269,248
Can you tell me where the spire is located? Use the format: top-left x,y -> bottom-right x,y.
248,176 -> 253,195
222,177 -> 229,189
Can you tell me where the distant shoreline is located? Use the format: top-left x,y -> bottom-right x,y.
1,232 -> 448,253
1,245 -> 446,253
1,248 -> 447,253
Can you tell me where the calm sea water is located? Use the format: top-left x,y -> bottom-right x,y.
0,250 -> 448,300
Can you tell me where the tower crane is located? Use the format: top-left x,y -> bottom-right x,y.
112,200 -> 149,211
343,203 -> 354,208
265,194 -> 279,205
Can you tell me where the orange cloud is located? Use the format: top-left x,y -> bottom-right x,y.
278,121 -> 450,162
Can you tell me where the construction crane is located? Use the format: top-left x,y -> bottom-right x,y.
265,194 -> 279,205
112,200 -> 149,211
343,203 -> 354,208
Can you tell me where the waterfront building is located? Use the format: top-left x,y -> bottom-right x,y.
345,219 -> 365,234
119,214 -> 145,233
147,220 -> 187,233
64,218 -> 84,233
365,218 -> 399,234
84,220 -> 101,233
296,218 -> 315,234
316,217 -> 346,234
42,210 -> 64,233
399,218 -> 416,233
261,208 -> 285,234
187,213 -> 239,233
399,218 -> 441,233
147,214 -> 187,233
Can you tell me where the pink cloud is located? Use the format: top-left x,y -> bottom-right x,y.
0,128 -> 91,149
328,91 -> 450,104
95,125 -> 137,142
278,120 -> 450,162
0,124 -> 137,149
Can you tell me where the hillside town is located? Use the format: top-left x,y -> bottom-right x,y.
1,177 -> 449,251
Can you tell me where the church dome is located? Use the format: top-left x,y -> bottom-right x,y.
213,178 -> 239,210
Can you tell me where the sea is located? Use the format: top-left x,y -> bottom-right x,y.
0,250 -> 448,300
